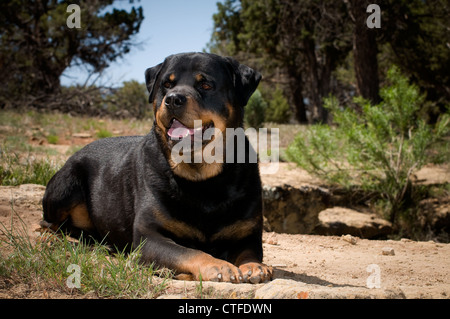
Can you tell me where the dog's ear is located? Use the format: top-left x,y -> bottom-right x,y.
225,57 -> 262,107
145,63 -> 163,103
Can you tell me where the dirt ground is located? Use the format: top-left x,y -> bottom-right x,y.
0,169 -> 449,299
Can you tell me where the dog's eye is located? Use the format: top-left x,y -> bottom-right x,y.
201,83 -> 212,91
163,81 -> 173,89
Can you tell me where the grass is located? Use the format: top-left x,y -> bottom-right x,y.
0,209 -> 173,298
46,134 -> 59,144
96,128 -> 113,139
0,145 -> 61,186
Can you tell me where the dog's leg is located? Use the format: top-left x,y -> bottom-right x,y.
42,165 -> 93,235
137,232 -> 245,283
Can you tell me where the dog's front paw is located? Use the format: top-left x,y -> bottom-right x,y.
239,262 -> 273,284
196,260 -> 244,283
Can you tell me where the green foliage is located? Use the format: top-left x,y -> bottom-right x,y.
244,90 -> 267,128
46,135 -> 60,145
96,128 -> 113,139
382,0 -> 450,106
106,80 -> 151,119
287,66 -> 450,227
265,87 -> 292,124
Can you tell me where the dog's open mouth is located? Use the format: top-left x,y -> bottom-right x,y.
167,119 -> 214,142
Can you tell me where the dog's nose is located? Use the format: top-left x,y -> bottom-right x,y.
165,93 -> 187,109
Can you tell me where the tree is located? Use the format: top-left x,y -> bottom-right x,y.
265,87 -> 291,124
381,0 -> 450,113
210,0 -> 352,123
244,89 -> 267,128
0,0 -> 143,107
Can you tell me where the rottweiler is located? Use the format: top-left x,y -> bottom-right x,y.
41,52 -> 272,283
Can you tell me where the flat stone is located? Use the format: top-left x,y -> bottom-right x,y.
72,133 -> 92,138
255,279 -> 309,299
314,207 -> 393,239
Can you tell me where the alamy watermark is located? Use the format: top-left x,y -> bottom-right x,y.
66,264 -> 81,289
366,264 -> 381,289
367,4 -> 381,29
66,4 -> 81,29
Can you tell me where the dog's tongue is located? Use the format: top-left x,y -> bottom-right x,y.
167,119 -> 196,139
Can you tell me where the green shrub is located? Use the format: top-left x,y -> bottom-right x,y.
265,87 -> 292,123
96,128 -> 113,139
244,89 -> 267,128
46,134 -> 59,144
287,66 -> 449,228
107,80 -> 151,119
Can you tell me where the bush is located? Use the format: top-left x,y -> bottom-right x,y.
286,66 -> 449,230
265,87 -> 292,123
106,80 -> 151,119
244,89 -> 267,128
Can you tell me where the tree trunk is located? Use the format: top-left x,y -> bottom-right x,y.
286,66 -> 308,123
349,0 -> 381,104
303,36 -> 323,123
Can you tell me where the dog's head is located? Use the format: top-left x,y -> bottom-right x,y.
145,52 -> 261,181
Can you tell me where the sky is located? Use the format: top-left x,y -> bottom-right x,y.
61,0 -> 220,87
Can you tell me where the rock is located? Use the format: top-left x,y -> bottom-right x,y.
314,207 -> 393,239
165,279 -> 257,299
254,279 -> 409,299
156,294 -> 185,299
72,133 -> 92,138
255,279 -> 309,299
382,247 -> 395,256
263,232 -> 278,245
19,184 -> 46,192
341,234 -> 357,245
418,196 -> 450,234
263,184 -> 331,234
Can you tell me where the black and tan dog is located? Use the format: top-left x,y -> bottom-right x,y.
41,52 -> 272,283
